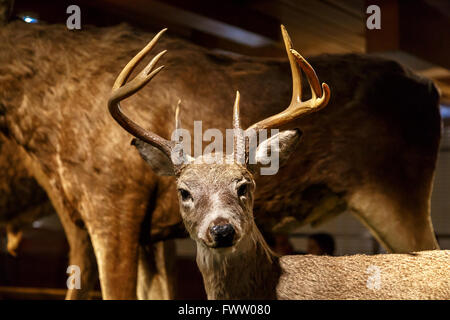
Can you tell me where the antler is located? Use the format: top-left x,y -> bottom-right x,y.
232,91 -> 246,161
108,28 -> 175,157
245,25 -> 330,133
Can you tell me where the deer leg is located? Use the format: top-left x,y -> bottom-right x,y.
81,199 -> 145,300
89,228 -> 140,299
137,240 -> 176,300
136,178 -> 180,300
58,213 -> 98,300
348,186 -> 439,253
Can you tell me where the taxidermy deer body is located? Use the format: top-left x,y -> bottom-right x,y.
0,17 -> 441,299
111,28 -> 449,300
198,237 -> 450,299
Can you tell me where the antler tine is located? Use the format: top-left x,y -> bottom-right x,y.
290,48 -> 330,104
113,28 -> 167,90
232,91 -> 245,160
175,99 -> 181,130
108,29 -> 175,157
233,91 -> 241,130
246,25 -> 330,133
281,25 -> 302,106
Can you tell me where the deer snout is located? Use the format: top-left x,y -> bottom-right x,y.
209,223 -> 235,248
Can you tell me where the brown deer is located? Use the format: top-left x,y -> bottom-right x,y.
0,18 -> 441,299
111,28 -> 450,300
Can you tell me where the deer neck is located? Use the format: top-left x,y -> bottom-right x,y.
196,224 -> 281,300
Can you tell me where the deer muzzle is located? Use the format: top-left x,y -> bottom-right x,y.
209,223 -> 236,248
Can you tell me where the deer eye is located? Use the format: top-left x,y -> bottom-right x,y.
178,189 -> 193,202
237,183 -> 248,198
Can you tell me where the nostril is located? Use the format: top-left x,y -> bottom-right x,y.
210,224 -> 234,237
209,224 -> 235,247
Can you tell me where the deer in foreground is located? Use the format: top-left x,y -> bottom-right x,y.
110,29 -> 450,300
1,15 -> 441,298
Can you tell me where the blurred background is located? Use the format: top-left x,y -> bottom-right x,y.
1,0 -> 449,299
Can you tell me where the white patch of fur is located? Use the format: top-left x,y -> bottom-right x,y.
197,192 -> 235,242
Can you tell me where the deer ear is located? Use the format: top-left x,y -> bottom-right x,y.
250,129 -> 302,176
132,139 -> 175,176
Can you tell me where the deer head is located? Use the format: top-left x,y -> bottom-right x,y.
108,26 -> 330,251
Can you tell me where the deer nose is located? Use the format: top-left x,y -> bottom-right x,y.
209,223 -> 235,248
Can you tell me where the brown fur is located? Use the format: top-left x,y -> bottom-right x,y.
0,21 -> 441,299
277,250 -> 449,299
